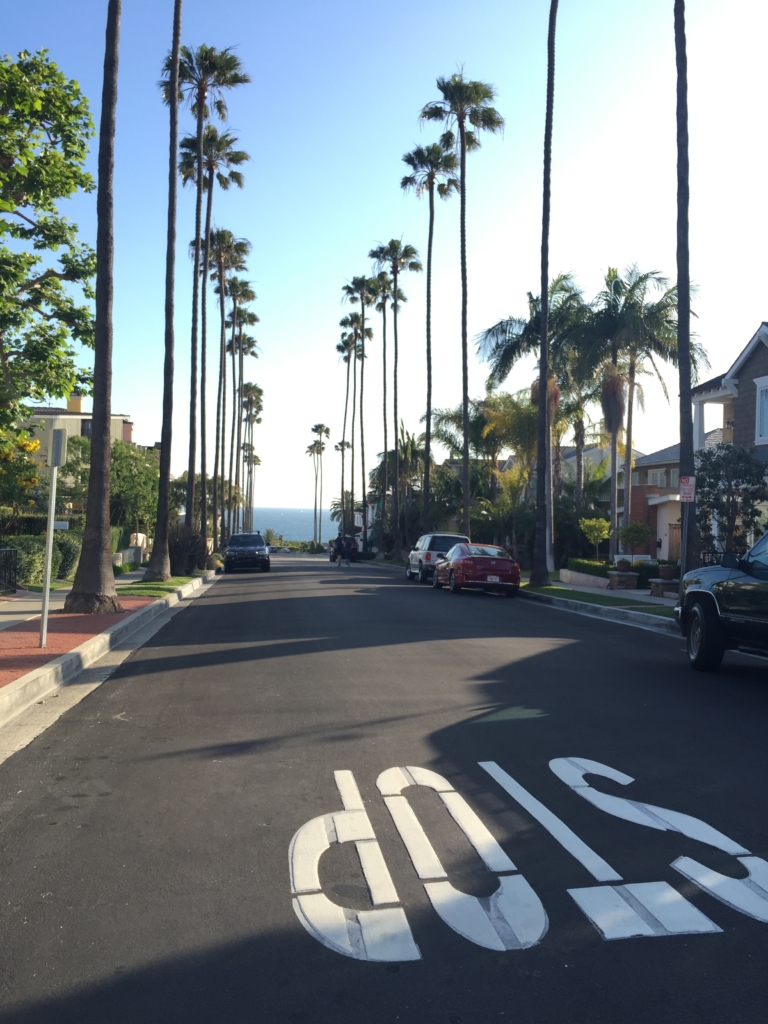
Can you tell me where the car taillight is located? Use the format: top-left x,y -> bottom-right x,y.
425,553 -> 431,561
458,559 -> 475,569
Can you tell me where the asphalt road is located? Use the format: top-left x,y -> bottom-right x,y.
0,555 -> 766,1024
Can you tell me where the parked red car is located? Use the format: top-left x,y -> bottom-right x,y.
432,543 -> 520,597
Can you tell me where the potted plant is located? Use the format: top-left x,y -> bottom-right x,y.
659,563 -> 676,581
616,558 -> 632,572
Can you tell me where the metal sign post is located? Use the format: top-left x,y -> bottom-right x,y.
39,428 -> 67,649
678,475 -> 696,594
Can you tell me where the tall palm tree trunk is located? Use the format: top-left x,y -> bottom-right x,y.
531,0 -> 559,586
675,0 -> 696,574
319,449 -> 324,545
574,416 -> 585,508
65,0 -> 123,613
313,452 -> 318,543
624,358 -> 636,532
423,181 -> 435,532
392,268 -> 400,553
381,304 -> 388,538
360,311 -> 367,551
458,121 -> 471,539
226,309 -> 237,535
610,427 -> 619,556
212,259 -> 225,549
220,296 -> 228,543
235,337 -> 244,532
185,89 -> 205,527
144,0 -> 181,582
341,356 -> 351,533
351,348 -> 357,538
199,164 -> 213,547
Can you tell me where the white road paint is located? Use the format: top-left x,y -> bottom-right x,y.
377,766 -> 549,950
289,771 -> 421,961
549,757 -> 749,856
673,856 -> 768,923
569,882 -> 721,940
479,761 -> 622,883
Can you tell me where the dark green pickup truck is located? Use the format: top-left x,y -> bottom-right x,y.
675,534 -> 768,670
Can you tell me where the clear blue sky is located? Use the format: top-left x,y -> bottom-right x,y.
5,0 -> 767,510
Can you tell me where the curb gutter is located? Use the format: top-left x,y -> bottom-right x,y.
519,587 -> 680,635
0,571 -> 217,730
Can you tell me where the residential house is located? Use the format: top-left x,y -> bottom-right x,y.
22,394 -> 134,466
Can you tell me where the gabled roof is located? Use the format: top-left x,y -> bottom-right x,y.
724,321 -> 768,381
691,374 -> 726,397
634,428 -> 722,467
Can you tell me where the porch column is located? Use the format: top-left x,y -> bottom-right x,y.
693,400 -> 706,451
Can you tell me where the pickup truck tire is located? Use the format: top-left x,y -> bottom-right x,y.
417,563 -> 428,583
687,601 -> 725,671
405,563 -> 414,581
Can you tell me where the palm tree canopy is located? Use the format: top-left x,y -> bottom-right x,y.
369,240 -> 422,277
420,73 -> 504,152
207,228 -> 250,278
179,124 -> 249,191
342,276 -> 377,309
368,271 -> 406,312
401,142 -> 459,198
160,44 -> 251,120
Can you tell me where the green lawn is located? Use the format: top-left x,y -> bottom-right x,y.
116,576 -> 195,598
524,584 -> 675,616
20,579 -> 72,593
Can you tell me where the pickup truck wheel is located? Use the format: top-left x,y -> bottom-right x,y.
417,563 -> 428,584
687,601 -> 725,671
405,563 -> 414,581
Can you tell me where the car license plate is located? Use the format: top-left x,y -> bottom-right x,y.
487,574 -> 499,583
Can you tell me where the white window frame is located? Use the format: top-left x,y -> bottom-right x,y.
755,374 -> 768,445
649,469 -> 667,487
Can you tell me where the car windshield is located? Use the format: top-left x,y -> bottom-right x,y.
429,535 -> 468,551
466,545 -> 511,559
228,534 -> 265,548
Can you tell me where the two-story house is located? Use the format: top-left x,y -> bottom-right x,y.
22,394 -> 134,466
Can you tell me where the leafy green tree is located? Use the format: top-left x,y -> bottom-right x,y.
695,444 -> 768,554
145,0 -> 182,583
369,241 -> 421,553
109,441 -> 160,531
160,44 -> 250,527
59,434 -> 91,506
421,73 -> 504,538
618,520 -> 655,558
0,50 -> 96,434
0,432 -> 40,507
66,0 -> 123,615
579,516 -> 610,562
401,143 -> 458,530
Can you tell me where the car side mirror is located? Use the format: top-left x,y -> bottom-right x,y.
721,552 -> 739,569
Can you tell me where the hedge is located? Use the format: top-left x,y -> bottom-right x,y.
567,559 -> 610,578
4,535 -> 62,585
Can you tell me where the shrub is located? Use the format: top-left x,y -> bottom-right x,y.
55,533 -> 81,578
579,517 -> 611,561
357,550 -> 376,561
567,558 -> 610,579
168,526 -> 207,576
618,521 -> 655,557
4,535 -> 62,585
206,553 -> 223,570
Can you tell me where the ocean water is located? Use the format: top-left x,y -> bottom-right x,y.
250,507 -> 333,543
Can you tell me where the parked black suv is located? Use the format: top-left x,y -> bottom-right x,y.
224,533 -> 271,573
675,533 -> 768,670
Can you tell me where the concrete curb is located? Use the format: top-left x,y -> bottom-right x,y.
519,587 -> 680,635
0,571 -> 217,730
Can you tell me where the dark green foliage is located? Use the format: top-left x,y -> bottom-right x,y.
4,534 -> 62,584
55,532 -> 81,578
568,558 -> 610,578
695,443 -> 767,553
618,520 -> 656,555
168,526 -> 207,576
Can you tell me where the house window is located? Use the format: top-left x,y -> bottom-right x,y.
670,468 -> 679,487
631,471 -> 639,485
649,470 -> 666,487
756,375 -> 768,444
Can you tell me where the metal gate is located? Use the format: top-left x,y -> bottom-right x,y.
0,547 -> 18,593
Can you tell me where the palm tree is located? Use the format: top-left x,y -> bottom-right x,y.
234,321 -> 259,533
145,0 -> 182,583
368,273 -> 397,537
401,143 -> 458,532
336,333 -> 354,534
421,73 -> 504,538
209,229 -> 249,547
307,439 -> 322,542
180,125 -> 249,544
339,313 -> 369,540
65,0 -> 123,614
342,277 -> 375,550
312,424 -> 330,544
241,382 -> 263,529
225,277 -> 255,536
334,442 -> 352,533
160,44 -> 250,527
369,241 -> 421,554
675,0 -> 696,573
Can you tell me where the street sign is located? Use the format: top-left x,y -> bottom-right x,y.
54,521 -> 69,531
47,427 -> 67,468
680,475 -> 696,502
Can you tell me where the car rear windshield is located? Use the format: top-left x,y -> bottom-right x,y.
228,534 -> 265,547
466,545 -> 511,559
429,535 -> 468,551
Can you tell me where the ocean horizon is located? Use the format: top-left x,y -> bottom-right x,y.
249,507 -> 333,543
